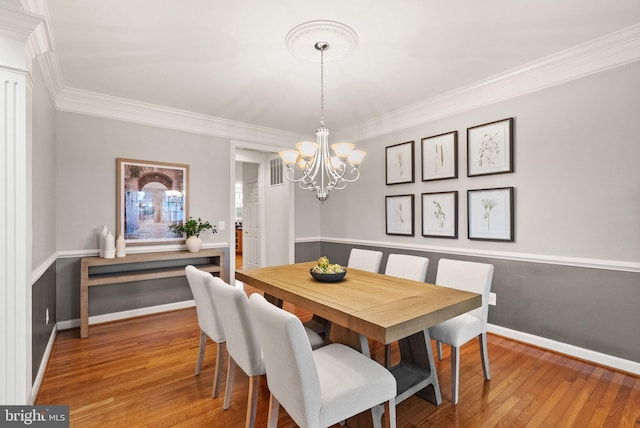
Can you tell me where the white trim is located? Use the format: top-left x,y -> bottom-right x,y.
488,324 -> 640,376
29,325 -> 56,404
55,87 -> 307,146
1,53 -> 35,405
55,242 -> 229,259
307,236 -> 640,273
56,300 -> 196,331
28,16 -> 638,148
333,24 -> 640,142
31,252 -> 56,284
0,3 -> 43,42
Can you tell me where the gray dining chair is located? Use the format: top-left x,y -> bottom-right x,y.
209,278 -> 325,428
383,254 -> 429,367
428,258 -> 494,404
185,265 -> 226,398
249,293 -> 397,428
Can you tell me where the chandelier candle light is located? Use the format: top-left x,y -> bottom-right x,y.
279,40 -> 365,201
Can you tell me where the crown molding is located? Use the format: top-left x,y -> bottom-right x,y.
334,24 -> 640,141
28,13 -> 640,146
0,2 -> 42,42
55,87 -> 307,147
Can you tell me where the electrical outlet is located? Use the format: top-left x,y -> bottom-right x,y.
489,292 -> 496,306
218,220 -> 226,231
45,308 -> 50,324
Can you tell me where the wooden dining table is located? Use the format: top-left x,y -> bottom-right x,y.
235,261 -> 481,422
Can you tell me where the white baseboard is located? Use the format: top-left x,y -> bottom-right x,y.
30,326 -> 57,404
488,324 -> 640,375
56,300 -> 196,331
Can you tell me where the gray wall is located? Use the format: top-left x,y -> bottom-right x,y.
295,62 -> 640,363
303,62 -> 640,262
54,112 -> 233,322
32,263 -> 56,382
31,58 -> 57,268
55,112 -> 231,251
31,59 -> 57,381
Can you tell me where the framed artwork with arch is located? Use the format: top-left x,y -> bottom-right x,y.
117,158 -> 189,245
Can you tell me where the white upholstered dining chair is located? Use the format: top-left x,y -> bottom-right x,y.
428,259 -> 494,404
383,254 -> 429,367
348,248 -> 384,272
209,278 -> 325,428
185,265 -> 226,398
384,254 -> 429,282
249,293 -> 397,428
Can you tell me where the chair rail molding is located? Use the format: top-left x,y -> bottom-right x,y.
307,236 -> 640,273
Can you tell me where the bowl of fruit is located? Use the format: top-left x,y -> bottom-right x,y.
310,256 -> 347,283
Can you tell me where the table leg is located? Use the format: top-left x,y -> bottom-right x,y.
392,329 -> 442,405
329,325 -> 371,358
263,294 -> 283,308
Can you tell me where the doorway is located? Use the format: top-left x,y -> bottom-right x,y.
230,142 -> 294,283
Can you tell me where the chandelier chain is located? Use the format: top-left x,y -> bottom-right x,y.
320,45 -> 325,126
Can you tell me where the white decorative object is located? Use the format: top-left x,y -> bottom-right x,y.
185,236 -> 202,253
104,231 -> 116,259
116,234 -> 126,258
99,225 -> 108,257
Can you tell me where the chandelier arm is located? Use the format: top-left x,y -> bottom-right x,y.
284,165 -> 315,187
336,167 -> 361,183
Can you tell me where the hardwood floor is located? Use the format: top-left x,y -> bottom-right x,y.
36,289 -> 640,427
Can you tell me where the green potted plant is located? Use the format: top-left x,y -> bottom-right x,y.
169,217 -> 217,252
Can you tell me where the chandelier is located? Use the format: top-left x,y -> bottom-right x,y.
279,41 -> 365,201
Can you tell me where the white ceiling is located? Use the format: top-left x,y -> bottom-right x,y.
45,1 -> 640,137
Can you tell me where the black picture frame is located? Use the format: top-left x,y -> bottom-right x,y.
385,141 -> 415,185
422,191 -> 458,239
422,131 -> 458,181
467,117 -> 514,177
467,187 -> 515,241
385,194 -> 415,236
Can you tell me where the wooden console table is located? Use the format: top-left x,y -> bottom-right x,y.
80,249 -> 224,338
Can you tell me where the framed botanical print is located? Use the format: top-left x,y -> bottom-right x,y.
117,158 -> 189,245
386,141 -> 415,185
467,117 -> 514,177
422,131 -> 458,181
385,194 -> 414,236
467,187 -> 514,241
422,191 -> 458,239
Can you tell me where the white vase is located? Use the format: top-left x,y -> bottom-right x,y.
104,231 -> 115,259
116,234 -> 126,257
185,236 -> 202,253
99,225 -> 108,257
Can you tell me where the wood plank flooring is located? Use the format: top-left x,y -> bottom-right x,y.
36,288 -> 640,427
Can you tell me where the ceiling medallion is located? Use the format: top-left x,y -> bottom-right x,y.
285,20 -> 358,62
